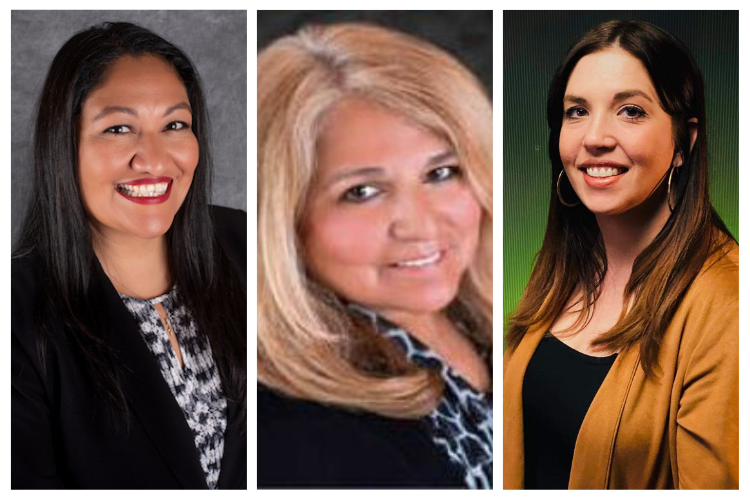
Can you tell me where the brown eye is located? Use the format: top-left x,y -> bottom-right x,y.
564,106 -> 588,119
620,105 -> 647,120
165,121 -> 190,131
426,166 -> 461,183
103,125 -> 131,134
341,184 -> 381,203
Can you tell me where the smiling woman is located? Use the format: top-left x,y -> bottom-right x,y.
11,22 -> 246,489
258,22 -> 493,488
504,20 -> 738,490
79,55 -> 199,245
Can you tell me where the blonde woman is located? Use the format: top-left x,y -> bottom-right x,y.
258,23 -> 492,488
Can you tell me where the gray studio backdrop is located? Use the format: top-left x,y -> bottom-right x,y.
11,10 -> 247,242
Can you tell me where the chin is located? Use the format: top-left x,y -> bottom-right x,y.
128,215 -> 176,239
386,285 -> 460,315
580,196 -> 626,216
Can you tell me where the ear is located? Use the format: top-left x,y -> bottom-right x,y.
673,118 -> 699,167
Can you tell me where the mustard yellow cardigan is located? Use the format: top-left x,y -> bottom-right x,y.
503,243 -> 739,489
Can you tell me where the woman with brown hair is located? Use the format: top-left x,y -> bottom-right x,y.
504,20 -> 738,489
258,22 -> 492,488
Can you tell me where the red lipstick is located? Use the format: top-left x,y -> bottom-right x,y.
114,177 -> 173,205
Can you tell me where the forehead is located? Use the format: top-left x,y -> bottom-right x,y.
82,55 -> 188,110
316,98 -> 449,174
566,47 -> 657,100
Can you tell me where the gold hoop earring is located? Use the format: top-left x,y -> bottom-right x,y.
667,165 -> 678,213
557,170 -> 580,207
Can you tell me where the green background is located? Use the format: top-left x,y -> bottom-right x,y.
503,11 -> 739,338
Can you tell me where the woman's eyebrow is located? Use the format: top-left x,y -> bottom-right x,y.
426,150 -> 458,167
321,150 -> 456,190
612,89 -> 654,103
324,166 -> 386,188
92,101 -> 192,122
563,95 -> 588,106
93,106 -> 137,121
563,90 -> 654,107
164,101 -> 192,116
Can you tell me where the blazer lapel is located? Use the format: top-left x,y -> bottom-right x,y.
97,266 -> 208,489
568,345 -> 640,489
216,369 -> 247,489
503,323 -> 548,489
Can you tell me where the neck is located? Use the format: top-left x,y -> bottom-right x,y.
93,228 -> 171,300
595,188 -> 671,280
381,310 -> 455,348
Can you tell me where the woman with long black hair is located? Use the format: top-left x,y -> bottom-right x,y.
11,22 -> 246,489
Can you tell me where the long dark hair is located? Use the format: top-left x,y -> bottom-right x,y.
507,20 -> 734,374
13,22 -> 246,425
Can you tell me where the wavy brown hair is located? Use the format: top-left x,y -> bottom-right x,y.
258,23 -> 492,417
506,20 -> 735,375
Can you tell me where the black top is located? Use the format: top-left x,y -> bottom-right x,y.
258,385 -> 464,488
522,333 -> 617,489
11,206 -> 247,489
349,305 -> 493,488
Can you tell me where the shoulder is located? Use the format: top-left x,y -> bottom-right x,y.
11,253 -> 43,344
12,252 -> 40,299
210,205 -> 246,277
259,384 -> 395,440
258,385 -> 403,466
257,385 -> 461,488
683,240 -> 738,314
693,240 -> 738,294
670,239 -> 738,358
210,205 -> 246,250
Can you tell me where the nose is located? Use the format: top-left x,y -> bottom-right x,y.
388,190 -> 439,241
130,133 -> 170,174
582,113 -> 617,152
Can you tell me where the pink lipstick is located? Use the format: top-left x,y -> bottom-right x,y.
579,161 -> 628,188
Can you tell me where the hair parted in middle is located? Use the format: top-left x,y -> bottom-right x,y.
506,20 -> 735,375
258,22 -> 492,418
14,21 -> 247,425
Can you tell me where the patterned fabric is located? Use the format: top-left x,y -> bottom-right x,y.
119,287 -> 227,489
350,305 -> 493,489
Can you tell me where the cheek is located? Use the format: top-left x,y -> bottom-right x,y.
77,141 -> 122,205
621,129 -> 673,168
303,208 -> 384,271
172,135 -> 200,175
446,186 -> 483,239
558,127 -> 579,165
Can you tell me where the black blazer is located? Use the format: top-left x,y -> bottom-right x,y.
258,384 -> 464,488
11,206 -> 247,489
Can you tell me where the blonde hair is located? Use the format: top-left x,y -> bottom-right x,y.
258,22 -> 492,418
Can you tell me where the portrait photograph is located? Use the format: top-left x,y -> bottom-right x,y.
10,10 -> 247,489
503,10 -> 738,489
257,10 -> 493,489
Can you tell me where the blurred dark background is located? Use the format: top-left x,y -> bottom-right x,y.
258,10 -> 492,98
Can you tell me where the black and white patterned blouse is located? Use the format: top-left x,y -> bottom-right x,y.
119,287 -> 227,489
350,305 -> 493,489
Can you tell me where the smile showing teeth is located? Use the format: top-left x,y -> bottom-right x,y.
116,182 -> 169,198
585,166 -> 625,178
395,251 -> 442,268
